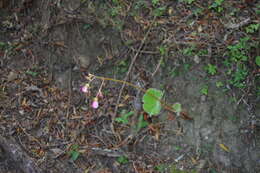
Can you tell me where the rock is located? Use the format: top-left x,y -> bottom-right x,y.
77,55 -> 91,68
7,71 -> 18,81
194,55 -> 201,64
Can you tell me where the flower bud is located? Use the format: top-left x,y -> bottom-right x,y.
81,84 -> 89,93
92,97 -> 99,109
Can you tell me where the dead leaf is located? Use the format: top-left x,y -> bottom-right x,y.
190,156 -> 197,164
123,94 -> 130,101
167,112 -> 176,121
180,111 -> 193,120
219,143 -> 230,152
53,41 -> 67,48
198,25 -> 203,32
118,103 -> 125,107
50,148 -> 63,155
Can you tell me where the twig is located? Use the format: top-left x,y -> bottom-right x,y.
151,55 -> 164,77
113,16 -> 156,120
224,18 -> 250,29
110,16 -> 157,139
128,46 -> 158,54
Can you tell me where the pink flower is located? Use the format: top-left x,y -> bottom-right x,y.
81,84 -> 89,93
92,97 -> 99,109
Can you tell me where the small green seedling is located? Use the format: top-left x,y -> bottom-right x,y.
230,64 -> 248,88
209,0 -> 224,13
117,156 -> 129,164
26,70 -> 38,77
183,63 -> 191,72
68,144 -> 80,161
152,0 -> 160,6
200,85 -> 208,95
115,110 -> 134,124
227,37 -> 250,62
182,47 -> 195,56
174,146 -> 182,151
83,24 -> 92,30
142,88 -> 163,116
245,23 -> 260,34
158,45 -> 167,56
136,115 -> 149,131
153,6 -> 166,17
154,164 -> 168,172
216,81 -> 224,88
205,64 -> 217,75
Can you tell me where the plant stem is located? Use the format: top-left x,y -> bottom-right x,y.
91,74 -> 176,113
93,75 -> 146,93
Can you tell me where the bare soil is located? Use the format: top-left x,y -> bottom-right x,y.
0,0 -> 259,173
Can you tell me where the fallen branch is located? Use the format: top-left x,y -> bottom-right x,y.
224,18 -> 250,29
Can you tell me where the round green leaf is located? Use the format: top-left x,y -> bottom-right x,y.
142,88 -> 163,116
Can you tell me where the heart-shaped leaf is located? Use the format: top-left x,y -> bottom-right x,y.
142,88 -> 163,116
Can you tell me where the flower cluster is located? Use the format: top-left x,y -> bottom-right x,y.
80,74 -> 104,109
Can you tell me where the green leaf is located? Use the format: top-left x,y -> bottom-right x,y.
154,164 -> 167,172
83,24 -> 92,30
115,110 -> 134,124
159,45 -> 167,56
152,0 -> 160,6
142,88 -> 163,116
174,146 -> 182,151
153,6 -> 166,17
200,85 -> 208,95
137,115 -> 149,131
26,70 -> 38,77
216,81 -> 224,88
205,64 -> 217,75
172,103 -> 182,113
69,144 -> 80,161
117,156 -> 129,164
70,150 -> 80,161
256,56 -> 260,67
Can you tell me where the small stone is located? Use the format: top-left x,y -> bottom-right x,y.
200,95 -> 206,102
7,71 -> 18,81
77,55 -> 90,68
19,109 -> 25,115
50,148 -> 63,155
194,55 -> 200,64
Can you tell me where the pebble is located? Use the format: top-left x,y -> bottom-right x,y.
7,71 -> 18,81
